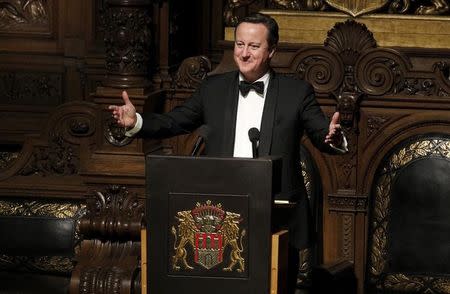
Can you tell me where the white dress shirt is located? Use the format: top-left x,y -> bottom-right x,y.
232,72 -> 270,158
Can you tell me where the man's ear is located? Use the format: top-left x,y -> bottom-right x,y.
269,46 -> 276,58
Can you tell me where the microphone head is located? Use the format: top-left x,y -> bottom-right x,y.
248,127 -> 260,142
198,125 -> 211,140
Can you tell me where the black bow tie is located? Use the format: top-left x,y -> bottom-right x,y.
239,81 -> 264,97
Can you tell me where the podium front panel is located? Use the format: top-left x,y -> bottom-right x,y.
146,155 -> 281,294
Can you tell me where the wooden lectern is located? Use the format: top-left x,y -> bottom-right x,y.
143,155 -> 288,294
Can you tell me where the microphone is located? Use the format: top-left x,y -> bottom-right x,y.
190,125 -> 210,156
248,127 -> 260,158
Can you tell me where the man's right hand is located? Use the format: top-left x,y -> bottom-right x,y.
108,91 -> 137,128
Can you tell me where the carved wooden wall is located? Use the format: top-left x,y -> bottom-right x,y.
164,16 -> 450,293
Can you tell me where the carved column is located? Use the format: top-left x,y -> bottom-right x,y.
103,0 -> 152,88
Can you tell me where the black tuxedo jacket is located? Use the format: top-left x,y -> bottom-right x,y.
142,70 -> 333,249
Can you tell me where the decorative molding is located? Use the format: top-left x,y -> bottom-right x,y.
0,71 -> 63,106
328,194 -> 367,212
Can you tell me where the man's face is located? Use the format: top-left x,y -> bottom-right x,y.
234,22 -> 275,82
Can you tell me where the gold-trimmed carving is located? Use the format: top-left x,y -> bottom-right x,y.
300,160 -> 312,199
325,0 -> 389,17
0,200 -> 85,218
0,199 -> 86,273
368,137 -> 450,291
297,247 -> 312,285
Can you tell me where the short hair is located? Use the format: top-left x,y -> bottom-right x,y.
235,13 -> 279,48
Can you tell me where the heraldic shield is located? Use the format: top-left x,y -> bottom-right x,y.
325,0 -> 389,17
147,155 -> 280,294
171,200 -> 246,272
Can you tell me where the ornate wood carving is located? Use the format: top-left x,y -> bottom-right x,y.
80,185 -> 144,241
20,134 -> 80,176
0,0 -> 50,31
72,185 -> 143,294
71,239 -> 141,294
328,194 -> 367,213
103,0 -> 152,88
366,115 -> 388,139
172,56 -> 212,90
0,71 -> 63,106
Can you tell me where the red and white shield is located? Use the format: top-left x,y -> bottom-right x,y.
194,232 -> 223,269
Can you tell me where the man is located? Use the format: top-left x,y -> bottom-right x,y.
110,13 -> 345,293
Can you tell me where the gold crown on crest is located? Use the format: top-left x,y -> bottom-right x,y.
191,200 -> 225,232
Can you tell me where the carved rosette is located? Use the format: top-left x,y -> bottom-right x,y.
103,0 -> 152,88
172,56 -> 212,90
294,48 -> 344,94
104,116 -> 133,147
80,185 -> 144,241
368,137 -> 450,291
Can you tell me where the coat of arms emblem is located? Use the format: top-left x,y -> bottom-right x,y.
325,0 -> 390,17
171,200 -> 246,272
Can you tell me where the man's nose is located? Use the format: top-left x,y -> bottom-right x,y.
242,46 -> 250,57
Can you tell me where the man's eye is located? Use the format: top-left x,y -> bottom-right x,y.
236,43 -> 244,48
250,45 -> 260,50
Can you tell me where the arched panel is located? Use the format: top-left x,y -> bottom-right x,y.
367,134 -> 450,293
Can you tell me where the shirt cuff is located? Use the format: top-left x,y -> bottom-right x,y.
125,113 -> 143,137
329,134 -> 348,154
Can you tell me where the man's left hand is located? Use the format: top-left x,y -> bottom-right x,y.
325,112 -> 343,147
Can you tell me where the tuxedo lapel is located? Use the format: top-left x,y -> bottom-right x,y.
259,72 -> 278,156
221,72 -> 240,156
